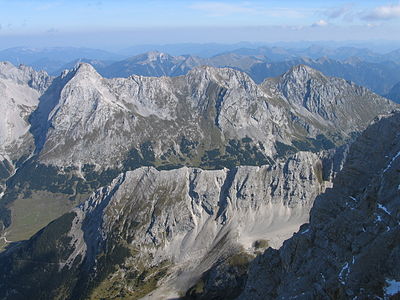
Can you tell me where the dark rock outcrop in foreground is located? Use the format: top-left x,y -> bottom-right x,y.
232,110 -> 400,299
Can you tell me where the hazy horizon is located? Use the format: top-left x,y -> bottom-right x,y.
1,0 -> 400,51
1,39 -> 400,56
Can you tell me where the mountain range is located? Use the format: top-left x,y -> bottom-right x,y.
2,46 -> 400,102
0,58 -> 398,299
63,51 -> 400,101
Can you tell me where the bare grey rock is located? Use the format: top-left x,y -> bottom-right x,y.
238,110 -> 400,300
262,64 -> 396,133
0,62 -> 52,165
0,150 -> 342,299
34,63 -> 397,168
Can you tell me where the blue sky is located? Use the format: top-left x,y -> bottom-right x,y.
0,0 -> 400,49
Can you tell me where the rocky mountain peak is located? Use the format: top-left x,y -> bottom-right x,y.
261,64 -> 398,133
146,51 -> 172,61
128,51 -> 175,64
0,61 -> 21,78
71,62 -> 101,78
0,61 -> 52,92
283,64 -> 326,82
187,65 -> 257,91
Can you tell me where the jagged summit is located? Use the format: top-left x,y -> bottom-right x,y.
70,62 -> 101,77
144,51 -> 174,62
0,61 -> 17,72
127,51 -> 174,62
262,63 -> 397,133
0,62 -> 52,160
0,61 -> 41,77
102,51 -> 184,78
187,65 -> 257,87
0,61 -> 52,92
282,64 -> 326,82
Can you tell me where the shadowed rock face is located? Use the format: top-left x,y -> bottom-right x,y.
234,111 -> 400,300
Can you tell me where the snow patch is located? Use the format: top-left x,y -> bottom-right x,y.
375,214 -> 383,223
349,196 -> 357,202
378,203 -> 391,215
339,257 -> 356,285
385,279 -> 400,297
338,262 -> 350,285
383,150 -> 400,173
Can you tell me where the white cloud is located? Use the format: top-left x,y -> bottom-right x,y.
312,19 -> 328,27
363,4 -> 400,21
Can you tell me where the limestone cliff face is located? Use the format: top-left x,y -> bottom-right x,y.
0,62 -> 52,199
262,64 -> 396,133
0,150 -> 343,299
27,63 -> 397,167
0,61 -> 52,93
0,61 -> 395,170
0,62 -> 51,159
236,111 -> 400,300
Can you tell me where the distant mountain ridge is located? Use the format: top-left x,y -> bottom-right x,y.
2,45 -> 400,100
0,47 -> 124,74
77,51 -> 399,100
386,81 -> 400,103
